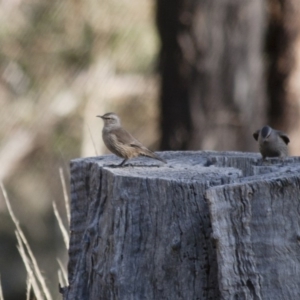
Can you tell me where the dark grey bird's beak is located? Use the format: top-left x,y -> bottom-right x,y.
96,115 -> 104,119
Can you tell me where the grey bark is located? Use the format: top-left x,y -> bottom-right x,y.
265,0 -> 300,155
157,0 -> 266,151
266,0 -> 300,131
62,151 -> 300,300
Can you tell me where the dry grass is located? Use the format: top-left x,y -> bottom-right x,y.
1,183 -> 52,300
57,258 -> 68,286
16,232 -> 45,300
59,167 -> 71,225
53,202 -> 69,249
1,177 -> 70,299
0,275 -> 4,300
86,124 -> 99,157
26,276 -> 32,300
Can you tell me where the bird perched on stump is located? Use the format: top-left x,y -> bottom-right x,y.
97,112 -> 166,167
253,125 -> 290,160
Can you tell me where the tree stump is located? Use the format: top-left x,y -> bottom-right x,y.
61,151 -> 300,300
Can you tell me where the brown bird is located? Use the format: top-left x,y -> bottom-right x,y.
253,125 -> 290,160
97,112 -> 166,167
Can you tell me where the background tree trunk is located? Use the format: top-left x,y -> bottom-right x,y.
62,152 -> 300,299
265,0 -> 300,155
156,0 -> 266,152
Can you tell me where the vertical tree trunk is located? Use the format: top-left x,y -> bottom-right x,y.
157,0 -> 266,152
266,0 -> 300,154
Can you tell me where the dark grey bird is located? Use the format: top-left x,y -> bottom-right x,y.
97,112 -> 166,167
253,125 -> 290,160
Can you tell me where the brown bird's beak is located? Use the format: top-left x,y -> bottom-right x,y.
96,115 -> 104,119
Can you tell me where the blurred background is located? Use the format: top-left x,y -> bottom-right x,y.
0,0 -> 300,299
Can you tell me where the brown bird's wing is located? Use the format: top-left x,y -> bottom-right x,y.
111,127 -> 166,163
276,130 -> 290,144
253,130 -> 260,141
111,127 -> 143,147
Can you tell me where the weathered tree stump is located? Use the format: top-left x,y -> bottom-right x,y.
62,151 -> 300,300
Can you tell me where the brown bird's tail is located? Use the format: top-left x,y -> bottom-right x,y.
140,148 -> 167,164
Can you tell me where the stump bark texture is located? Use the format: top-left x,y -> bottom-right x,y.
62,151 -> 300,300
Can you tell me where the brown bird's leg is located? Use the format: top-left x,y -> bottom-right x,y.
117,158 -> 128,167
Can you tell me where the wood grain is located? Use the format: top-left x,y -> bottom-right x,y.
62,151 -> 300,300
